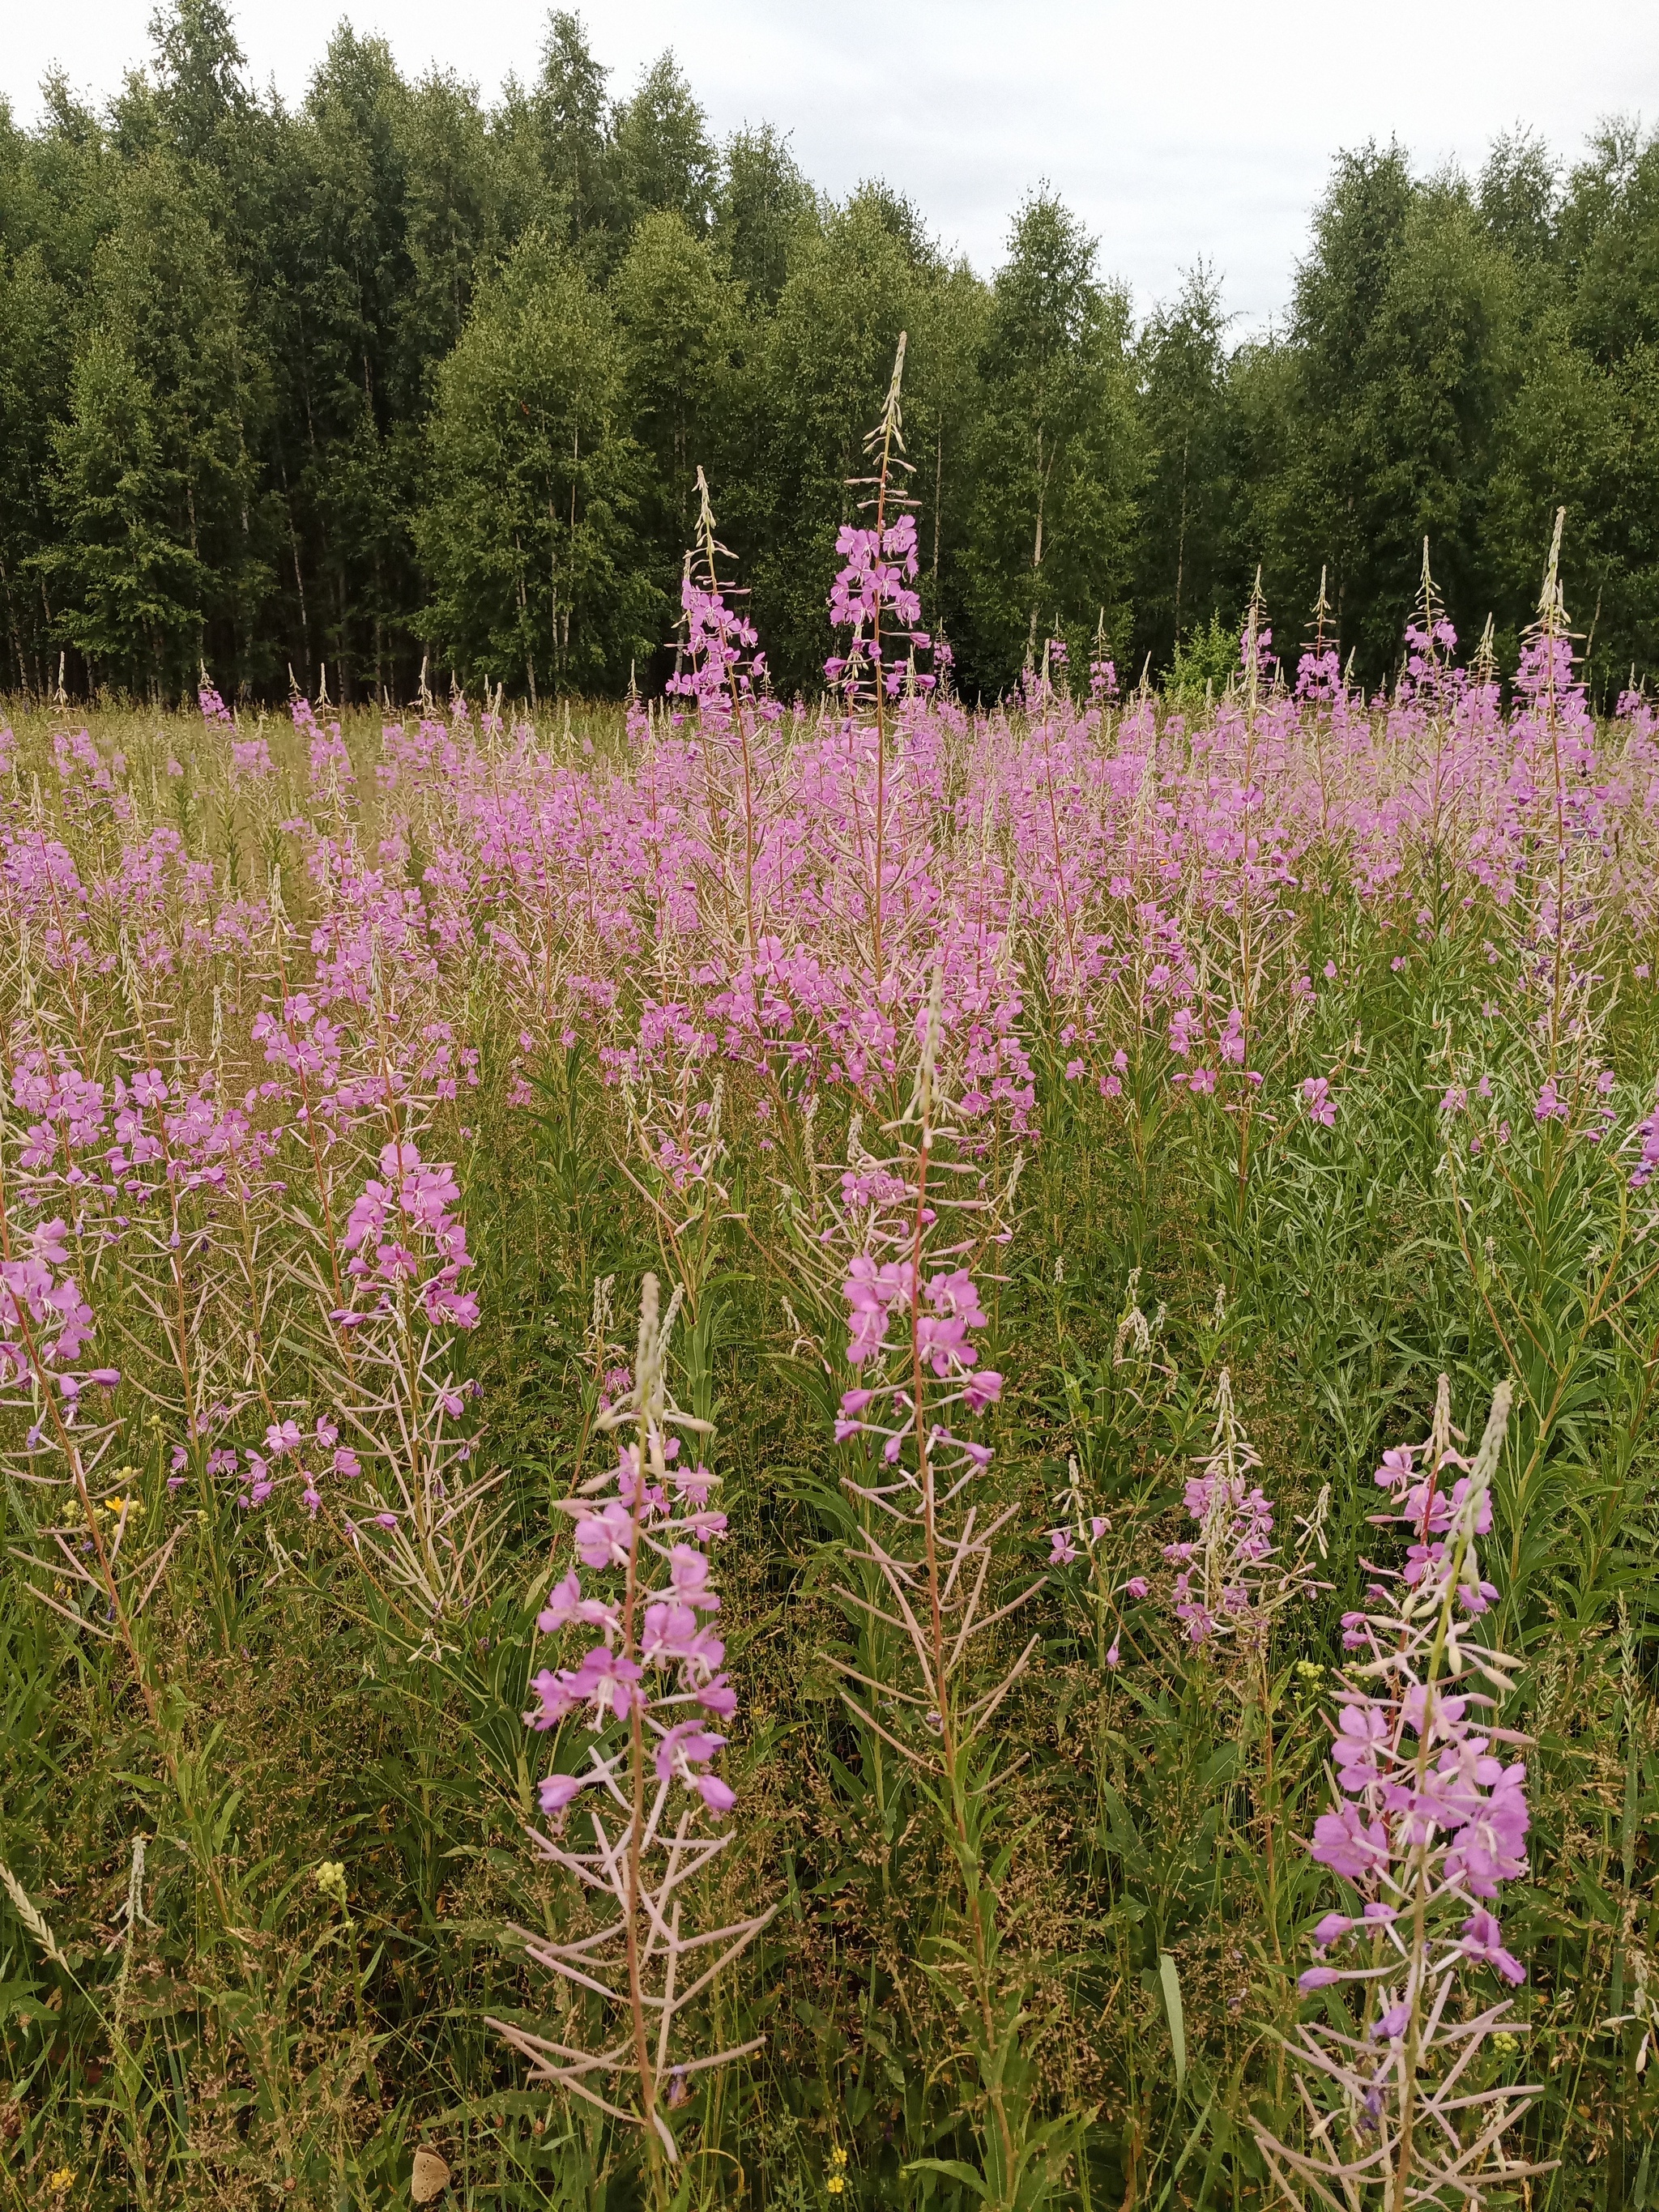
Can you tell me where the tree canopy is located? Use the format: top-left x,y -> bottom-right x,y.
2,6 -> 1656,702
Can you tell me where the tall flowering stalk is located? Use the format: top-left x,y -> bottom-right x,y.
817,972 -> 1077,2207
1256,1379 -> 1551,2211
490,1275 -> 772,2195
1137,1368 -> 1328,1939
1161,1369 -> 1328,1654
316,1132 -> 497,1625
825,334 -> 936,979
0,1185 -> 173,1651
664,468 -> 767,953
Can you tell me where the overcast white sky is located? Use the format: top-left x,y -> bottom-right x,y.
6,1 -> 1657,330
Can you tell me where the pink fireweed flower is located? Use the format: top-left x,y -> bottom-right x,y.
653,1722 -> 735,1814
960,1353 -> 1000,1406
1301,1076 -> 1337,1127
1630,1094 -> 1659,1189
1310,1801 -> 1391,1882
539,1570 -> 622,1643
641,1602 -> 723,1674
824,514 -> 933,697
667,1543 -> 719,1609
1374,1444 -> 1415,1488
1291,1375 -> 1532,2192
1459,1907 -> 1526,1984
572,1500 -> 636,1569
527,1647 -> 645,1729
672,1462 -> 714,1508
538,1771 -> 587,1814
1330,1701 -> 1389,1791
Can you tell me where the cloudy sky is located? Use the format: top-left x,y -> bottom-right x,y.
7,1 -> 1657,328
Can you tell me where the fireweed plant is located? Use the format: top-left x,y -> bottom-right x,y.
489,1272 -> 774,2200
1256,1378 -> 1548,2212
0,473 -> 1657,2204
778,965 -> 1088,2210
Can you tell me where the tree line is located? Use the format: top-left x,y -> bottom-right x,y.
1,0 -> 1655,706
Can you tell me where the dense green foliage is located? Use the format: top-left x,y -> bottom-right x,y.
1,5 -> 1657,702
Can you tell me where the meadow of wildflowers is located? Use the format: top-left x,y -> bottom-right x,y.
0,404 -> 1657,2210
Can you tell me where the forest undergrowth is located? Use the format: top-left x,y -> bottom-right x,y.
0,456 -> 1657,2212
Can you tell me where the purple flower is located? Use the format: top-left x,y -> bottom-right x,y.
1299,1966 -> 1345,1991
573,1500 -> 636,1569
538,1771 -> 586,1813
1310,1802 -> 1390,1882
961,1368 -> 1002,1413
1304,1079 -> 1336,1123
527,1647 -> 644,1728
1460,1907 -> 1526,1984
654,1721 -> 734,1813
1331,1703 -> 1388,1792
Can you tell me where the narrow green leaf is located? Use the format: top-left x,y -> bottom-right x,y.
903,2156 -> 992,2198
1159,1950 -> 1187,2089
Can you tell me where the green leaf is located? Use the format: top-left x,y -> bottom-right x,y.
903,2156 -> 992,2198
1159,1951 -> 1187,2088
